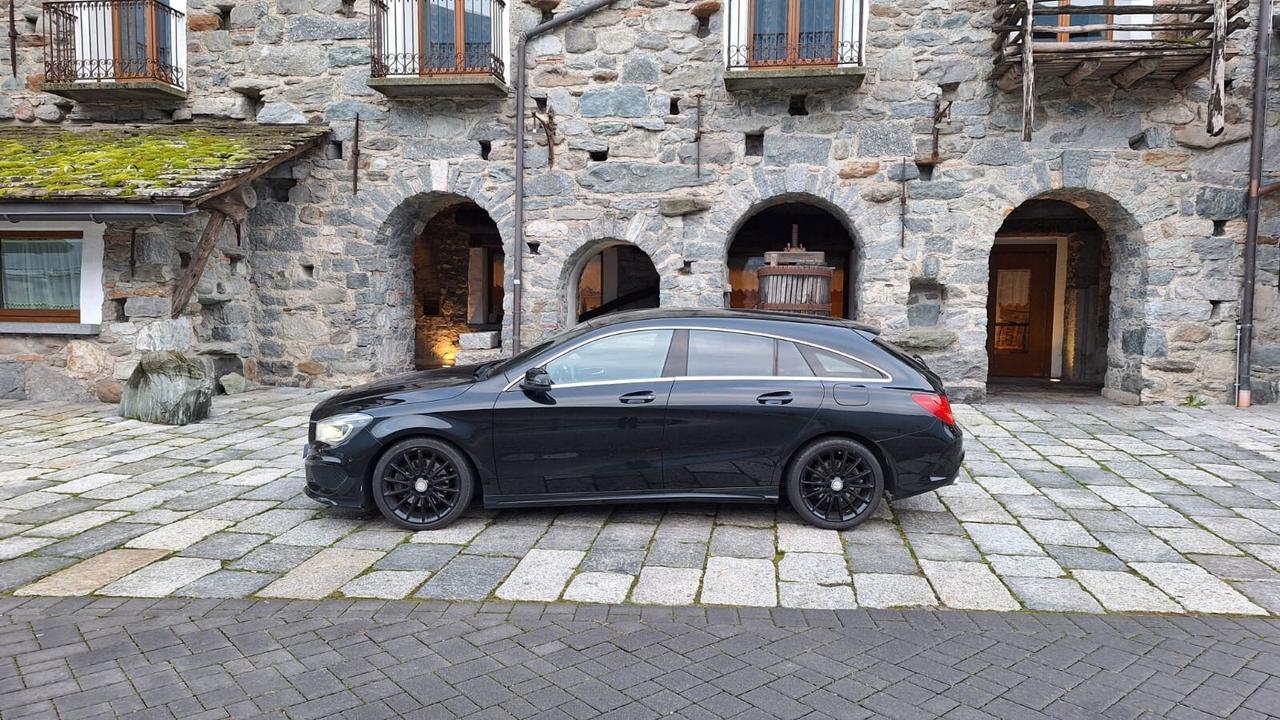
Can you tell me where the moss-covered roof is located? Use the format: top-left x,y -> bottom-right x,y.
0,123 -> 328,202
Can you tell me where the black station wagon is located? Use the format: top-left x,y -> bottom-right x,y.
304,309 -> 963,531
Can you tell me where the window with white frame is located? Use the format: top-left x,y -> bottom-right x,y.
0,225 -> 104,327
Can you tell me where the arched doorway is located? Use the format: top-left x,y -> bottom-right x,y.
413,201 -> 504,368
727,201 -> 858,318
570,242 -> 660,324
987,198 -> 1113,392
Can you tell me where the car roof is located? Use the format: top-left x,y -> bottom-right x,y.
583,308 -> 881,335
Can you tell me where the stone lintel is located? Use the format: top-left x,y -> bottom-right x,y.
367,75 -> 509,98
43,81 -> 188,104
723,66 -> 868,92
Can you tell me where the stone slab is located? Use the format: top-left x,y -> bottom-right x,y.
496,549 -> 584,601
700,557 -> 777,607
258,548 -> 383,599
16,549 -> 169,596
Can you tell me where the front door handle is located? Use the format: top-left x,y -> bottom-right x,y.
619,391 -> 655,405
757,391 -> 793,406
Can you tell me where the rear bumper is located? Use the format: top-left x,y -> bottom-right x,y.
882,423 -> 964,500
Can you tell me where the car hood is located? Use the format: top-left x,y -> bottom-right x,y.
311,364 -> 480,418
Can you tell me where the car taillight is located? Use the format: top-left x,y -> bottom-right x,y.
912,393 -> 955,426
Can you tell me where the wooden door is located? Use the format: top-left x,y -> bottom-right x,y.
987,244 -> 1056,378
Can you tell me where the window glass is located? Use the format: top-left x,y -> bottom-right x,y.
776,340 -> 814,377
802,346 -> 883,379
687,330 -> 773,377
546,330 -> 673,385
0,238 -> 82,313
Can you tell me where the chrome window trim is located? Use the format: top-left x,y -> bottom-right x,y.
503,324 -> 893,391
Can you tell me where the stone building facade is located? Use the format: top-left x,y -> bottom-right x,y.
1,0 -> 1277,404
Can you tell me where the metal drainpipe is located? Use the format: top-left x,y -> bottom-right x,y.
1236,0 -> 1273,408
512,0 -> 617,353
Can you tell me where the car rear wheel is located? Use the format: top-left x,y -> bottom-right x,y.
372,437 -> 474,531
786,437 -> 884,531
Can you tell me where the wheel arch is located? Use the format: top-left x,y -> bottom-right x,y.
781,431 -> 898,496
363,429 -> 489,506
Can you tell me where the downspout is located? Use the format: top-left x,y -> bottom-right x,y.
513,0 -> 617,353
1236,0 -> 1273,408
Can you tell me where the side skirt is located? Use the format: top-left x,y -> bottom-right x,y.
483,487 -> 778,510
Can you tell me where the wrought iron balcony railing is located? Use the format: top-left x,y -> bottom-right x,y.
725,0 -> 866,71
43,0 -> 186,90
370,0 -> 506,81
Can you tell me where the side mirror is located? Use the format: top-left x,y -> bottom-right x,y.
520,367 -> 553,393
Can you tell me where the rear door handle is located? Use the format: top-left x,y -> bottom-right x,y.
757,391 -> 793,406
619,391 -> 655,405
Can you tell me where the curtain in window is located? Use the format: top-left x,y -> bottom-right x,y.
797,0 -> 836,61
751,0 -> 788,64
424,0 -> 457,70
0,240 -> 83,311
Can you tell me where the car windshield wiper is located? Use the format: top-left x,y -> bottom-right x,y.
473,360 -> 499,380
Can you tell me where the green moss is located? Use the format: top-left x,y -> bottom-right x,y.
0,129 -> 255,198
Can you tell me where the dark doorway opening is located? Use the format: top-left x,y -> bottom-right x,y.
988,199 -> 1111,391
413,202 -> 504,369
573,244 -> 660,323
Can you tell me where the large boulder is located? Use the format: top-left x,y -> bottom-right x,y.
120,351 -> 214,425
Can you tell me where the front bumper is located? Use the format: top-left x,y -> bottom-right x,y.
304,440 -> 373,510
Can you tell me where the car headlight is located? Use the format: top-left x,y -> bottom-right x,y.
314,412 -> 373,446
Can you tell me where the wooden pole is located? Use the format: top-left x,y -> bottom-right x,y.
1063,59 -> 1102,85
1207,0 -> 1227,135
1021,0 -> 1034,142
1111,57 -> 1162,87
170,210 -> 227,319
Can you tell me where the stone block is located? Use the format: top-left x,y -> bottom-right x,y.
119,351 -> 214,425
0,361 -> 26,399
26,363 -> 94,403
123,296 -> 170,318
458,331 -> 500,350
580,86 -> 649,118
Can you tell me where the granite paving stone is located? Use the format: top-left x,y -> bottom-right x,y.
3,390 -> 1280,616
99,557 -> 221,597
496,549 -> 585,601
14,548 -> 169,596
259,548 -> 384,599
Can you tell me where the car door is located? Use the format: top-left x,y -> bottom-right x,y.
491,328 -> 676,500
662,329 -> 826,492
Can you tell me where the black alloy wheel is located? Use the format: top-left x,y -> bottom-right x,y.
786,437 -> 884,530
372,437 -> 474,531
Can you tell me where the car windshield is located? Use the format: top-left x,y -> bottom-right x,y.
486,324 -> 596,378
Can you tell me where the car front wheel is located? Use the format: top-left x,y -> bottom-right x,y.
786,437 -> 884,531
372,437 -> 474,531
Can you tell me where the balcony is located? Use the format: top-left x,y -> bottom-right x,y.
42,0 -> 187,103
368,0 -> 508,98
723,0 -> 868,91
993,1 -> 1248,138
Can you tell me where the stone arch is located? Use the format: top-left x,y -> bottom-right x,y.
986,185 -> 1153,402
364,180 -> 513,372
561,238 -> 661,325
721,191 -> 864,319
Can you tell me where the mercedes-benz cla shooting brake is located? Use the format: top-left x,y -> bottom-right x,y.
305,309 -> 963,531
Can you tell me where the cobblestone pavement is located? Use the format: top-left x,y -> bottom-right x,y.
2,596 -> 1279,720
2,389 -> 1280,615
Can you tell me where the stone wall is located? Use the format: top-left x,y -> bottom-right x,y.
3,0 -> 1278,403
0,215 -> 256,400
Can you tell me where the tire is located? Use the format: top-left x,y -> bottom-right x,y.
372,437 -> 475,531
785,437 -> 885,531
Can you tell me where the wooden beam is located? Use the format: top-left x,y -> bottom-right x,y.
1021,0 -> 1034,142
1173,58 -> 1212,88
1111,58 -> 1162,88
995,21 -> 1215,34
1063,59 -> 1102,86
170,209 -> 227,319
1032,3 -> 1219,15
996,64 -> 1023,92
169,186 -> 257,319
1206,0 -> 1227,135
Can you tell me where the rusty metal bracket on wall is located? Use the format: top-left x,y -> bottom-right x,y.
530,108 -> 556,169
8,0 -> 18,78
351,115 -> 361,195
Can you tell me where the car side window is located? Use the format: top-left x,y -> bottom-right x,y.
776,340 -> 814,377
545,330 -> 674,385
687,330 -> 773,377
800,345 -> 885,380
